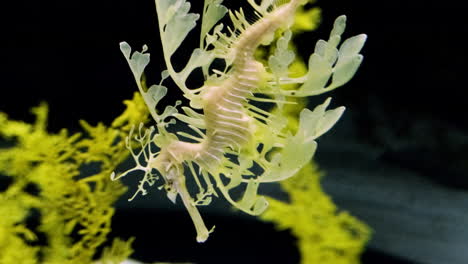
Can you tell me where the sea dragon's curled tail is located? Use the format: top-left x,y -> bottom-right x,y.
112,0 -> 366,242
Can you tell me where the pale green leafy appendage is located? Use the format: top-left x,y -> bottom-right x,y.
120,42 -> 177,124
264,15 -> 367,97
200,0 -> 228,50
269,30 -> 295,79
155,0 -> 218,103
199,0 -> 228,77
261,98 -> 344,183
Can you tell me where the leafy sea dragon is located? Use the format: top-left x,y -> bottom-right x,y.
112,0 -> 366,242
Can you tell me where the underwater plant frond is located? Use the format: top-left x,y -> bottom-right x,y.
0,194 -> 40,264
0,94 -> 148,263
112,92 -> 149,131
98,237 -> 135,264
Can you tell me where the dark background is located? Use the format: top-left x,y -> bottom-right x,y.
1,0 -> 467,263
1,0 -> 465,132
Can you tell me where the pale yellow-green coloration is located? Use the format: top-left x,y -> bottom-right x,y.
115,0 -> 366,242
258,8 -> 371,263
0,93 -> 147,263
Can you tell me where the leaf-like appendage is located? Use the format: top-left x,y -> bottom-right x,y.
145,85 -> 167,113
330,15 -> 347,40
269,30 -> 295,78
120,42 -> 150,84
332,34 -> 366,87
301,97 -> 345,140
201,0 -> 228,49
237,179 -> 269,215
260,133 -> 317,183
179,48 -> 214,84
279,15 -> 367,96
155,0 -> 220,100
120,42 -> 156,118
157,0 -> 200,57
260,98 -> 343,183
120,42 -> 178,125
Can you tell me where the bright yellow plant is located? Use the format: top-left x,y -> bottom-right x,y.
0,93 -> 146,264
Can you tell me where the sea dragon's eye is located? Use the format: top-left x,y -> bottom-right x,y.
112,0 -> 366,242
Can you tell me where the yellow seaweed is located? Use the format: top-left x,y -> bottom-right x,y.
0,93 -> 146,263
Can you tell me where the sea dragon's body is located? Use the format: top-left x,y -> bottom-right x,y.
156,1 -> 301,167
115,0 -> 366,242
150,0 -> 303,242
